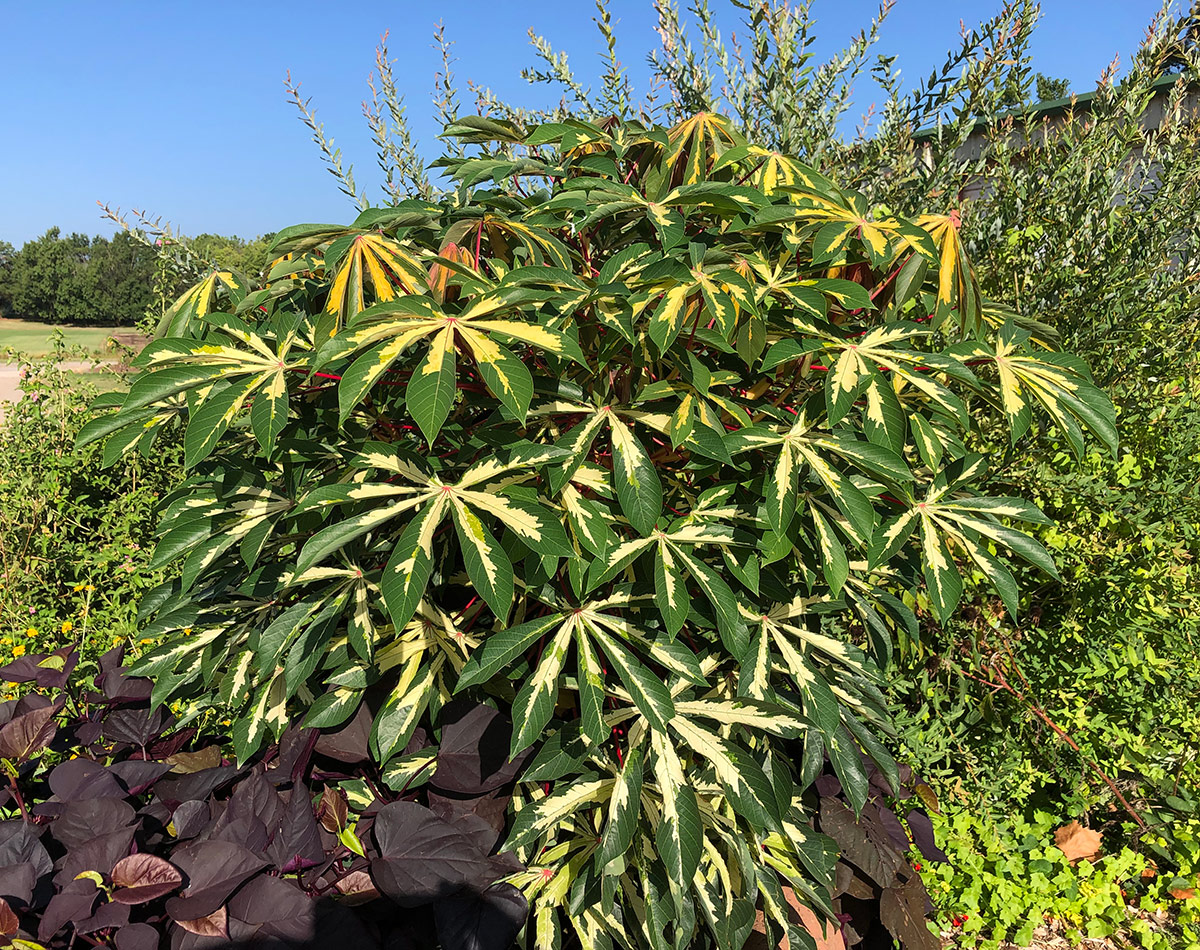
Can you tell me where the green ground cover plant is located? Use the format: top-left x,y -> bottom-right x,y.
918,807 -> 1197,950
0,335 -> 181,682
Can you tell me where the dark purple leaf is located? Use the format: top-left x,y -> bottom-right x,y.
0,646 -> 77,689
39,877 -> 100,943
112,853 -> 184,904
153,765 -> 237,809
0,819 -> 53,879
818,797 -> 905,888
314,702 -> 372,764
0,863 -> 35,906
165,840 -> 269,921
874,802 -> 910,852
56,828 -> 135,886
52,797 -> 136,849
110,760 -> 173,796
30,799 -> 65,819
227,768 -> 282,828
49,758 -> 126,801
267,785 -> 324,873
868,763 -> 894,799
96,646 -> 154,702
102,706 -> 174,747
432,701 -> 527,795
115,922 -> 161,950
210,813 -> 270,853
171,800 -> 211,839
138,801 -> 174,839
370,801 -> 493,907
434,883 -> 528,950
0,698 -> 62,762
428,789 -> 510,856
266,724 -> 318,785
74,719 -> 104,747
226,874 -> 316,944
906,809 -> 949,864
880,875 -> 939,950
145,726 -> 198,761
78,898 -> 131,934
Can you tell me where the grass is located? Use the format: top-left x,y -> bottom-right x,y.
64,368 -> 126,394
0,317 -> 143,358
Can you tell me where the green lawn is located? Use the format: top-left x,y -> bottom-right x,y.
0,318 -> 143,358
64,368 -> 126,394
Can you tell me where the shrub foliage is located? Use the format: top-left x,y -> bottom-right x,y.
82,112 -> 1114,948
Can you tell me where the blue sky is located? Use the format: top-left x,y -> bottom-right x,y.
0,0 -> 1172,245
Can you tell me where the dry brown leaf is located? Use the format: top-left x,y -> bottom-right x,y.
0,898 -> 18,936
176,905 -> 229,938
164,746 -> 223,774
748,887 -> 845,950
1168,886 -> 1197,900
1053,821 -> 1102,864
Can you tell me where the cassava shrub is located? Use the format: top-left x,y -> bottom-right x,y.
80,111 -> 1115,949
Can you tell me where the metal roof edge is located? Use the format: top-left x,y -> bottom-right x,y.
911,70 -> 1196,142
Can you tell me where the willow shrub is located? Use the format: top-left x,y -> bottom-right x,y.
80,112 -> 1115,949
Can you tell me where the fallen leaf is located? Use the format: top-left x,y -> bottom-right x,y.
1053,821 -> 1102,864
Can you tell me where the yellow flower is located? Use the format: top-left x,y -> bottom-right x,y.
183,627 -> 193,636
139,638 -> 154,645
111,636 -> 122,646
73,584 -> 84,593
0,638 -> 9,646
61,621 -> 73,634
12,646 -> 26,657
24,627 -> 36,638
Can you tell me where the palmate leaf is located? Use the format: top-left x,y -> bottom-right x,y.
662,112 -> 741,185
459,592 -> 693,756
323,231 -> 428,326
729,403 -> 912,538
916,212 -> 982,333
296,447 -> 568,626
536,404 -> 665,535
951,321 -> 1119,457
315,292 -> 582,425
157,269 -> 247,338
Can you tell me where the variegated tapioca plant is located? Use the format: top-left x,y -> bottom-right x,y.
80,112 -> 1115,950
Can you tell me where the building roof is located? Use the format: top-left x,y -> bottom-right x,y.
912,71 -> 1191,142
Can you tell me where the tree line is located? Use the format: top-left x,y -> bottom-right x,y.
0,229 -> 272,326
